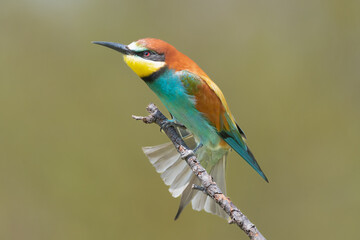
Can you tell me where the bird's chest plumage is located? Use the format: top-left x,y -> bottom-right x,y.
146,69 -> 221,149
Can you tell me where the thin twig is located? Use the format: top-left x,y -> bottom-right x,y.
132,103 -> 266,240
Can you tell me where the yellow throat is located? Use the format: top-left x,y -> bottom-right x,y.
123,55 -> 165,78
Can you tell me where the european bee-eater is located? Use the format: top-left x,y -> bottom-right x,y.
93,38 -> 268,219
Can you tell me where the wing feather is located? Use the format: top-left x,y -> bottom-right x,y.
178,71 -> 268,182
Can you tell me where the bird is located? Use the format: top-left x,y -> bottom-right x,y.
93,38 -> 268,220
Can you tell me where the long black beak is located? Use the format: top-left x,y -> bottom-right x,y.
92,41 -> 131,55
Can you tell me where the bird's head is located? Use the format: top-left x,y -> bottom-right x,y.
93,38 -> 205,80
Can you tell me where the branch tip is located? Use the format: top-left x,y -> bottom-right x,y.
132,115 -> 143,120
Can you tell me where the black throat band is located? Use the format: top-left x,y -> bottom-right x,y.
141,66 -> 167,83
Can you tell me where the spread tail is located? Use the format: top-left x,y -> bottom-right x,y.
176,154 -> 228,219
142,134 -> 228,219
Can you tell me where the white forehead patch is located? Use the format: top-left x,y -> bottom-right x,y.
127,42 -> 147,51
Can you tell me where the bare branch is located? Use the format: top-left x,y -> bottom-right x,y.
132,103 -> 266,240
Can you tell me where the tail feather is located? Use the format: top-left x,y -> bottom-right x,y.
174,175 -> 199,220
142,142 -> 180,173
204,195 -> 217,215
143,142 -> 193,197
169,164 -> 193,197
191,190 -> 208,211
161,160 -> 187,187
142,138 -> 228,219
191,155 -> 228,219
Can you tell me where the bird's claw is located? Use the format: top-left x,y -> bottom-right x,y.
160,119 -> 186,132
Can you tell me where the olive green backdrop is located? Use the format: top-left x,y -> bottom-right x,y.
1,1 -> 359,239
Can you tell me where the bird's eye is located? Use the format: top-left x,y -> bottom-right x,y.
143,51 -> 151,57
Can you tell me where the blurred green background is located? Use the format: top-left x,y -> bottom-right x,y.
1,0 -> 359,239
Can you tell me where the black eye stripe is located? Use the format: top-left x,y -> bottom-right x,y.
134,51 -> 165,62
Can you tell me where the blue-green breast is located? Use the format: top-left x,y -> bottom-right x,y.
146,68 -> 221,148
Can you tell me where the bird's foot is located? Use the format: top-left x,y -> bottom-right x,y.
160,119 -> 186,132
193,143 -> 203,153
